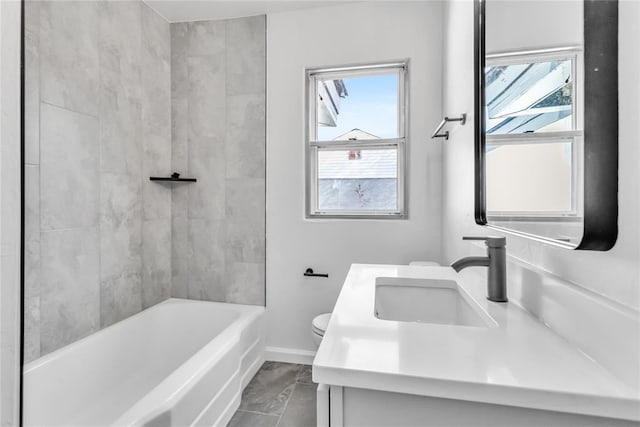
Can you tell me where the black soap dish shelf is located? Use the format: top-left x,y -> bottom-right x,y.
149,172 -> 197,183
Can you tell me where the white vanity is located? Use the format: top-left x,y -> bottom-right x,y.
313,264 -> 640,426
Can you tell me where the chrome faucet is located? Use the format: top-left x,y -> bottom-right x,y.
451,236 -> 508,303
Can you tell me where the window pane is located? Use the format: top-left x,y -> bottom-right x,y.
316,73 -> 399,141
485,59 -> 574,134
486,142 -> 573,213
317,148 -> 398,211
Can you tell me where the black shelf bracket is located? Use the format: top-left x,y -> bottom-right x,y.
149,172 -> 197,183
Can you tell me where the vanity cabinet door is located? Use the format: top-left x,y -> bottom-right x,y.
327,386 -> 637,427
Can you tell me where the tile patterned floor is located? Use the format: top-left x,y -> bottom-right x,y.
227,362 -> 317,427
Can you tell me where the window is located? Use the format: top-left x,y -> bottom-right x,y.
306,62 -> 407,218
484,49 -> 582,218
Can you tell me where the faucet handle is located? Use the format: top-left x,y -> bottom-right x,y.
462,236 -> 506,247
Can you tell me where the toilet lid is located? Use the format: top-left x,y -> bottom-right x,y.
312,313 -> 331,335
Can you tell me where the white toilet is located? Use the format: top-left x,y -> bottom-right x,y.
311,313 -> 331,348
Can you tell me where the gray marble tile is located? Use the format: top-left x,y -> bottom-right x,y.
40,103 -> 99,231
239,362 -> 302,415
24,0 -> 40,35
142,174 -> 172,221
142,219 -> 171,308
24,166 -> 41,362
296,365 -> 313,385
171,214 -> 188,259
24,239 -> 40,301
141,4 -> 171,152
100,270 -> 142,327
171,256 -> 188,299
142,108 -> 171,222
141,2 -> 170,62
40,227 -> 100,355
100,173 -> 142,279
170,22 -> 189,100
225,262 -> 265,306
225,178 -> 265,263
141,93 -> 171,148
171,194 -> 188,298
168,16 -> 267,308
24,27 -> 39,165
141,83 -> 171,146
226,16 -> 265,96
187,54 -> 226,139
24,166 -> 41,358
171,98 -> 188,173
141,4 -> 171,223
227,410 -> 278,427
24,0 -> 176,361
141,3 -> 173,314
141,1 -> 170,126
186,20 -> 225,57
188,137 -> 226,220
187,219 -> 226,301
225,94 -> 265,179
141,118 -> 170,181
99,68 -> 142,176
40,0 -> 99,115
225,178 -> 265,223
24,165 -> 39,245
277,383 -> 317,427
100,173 -> 142,230
99,0 -> 141,82
171,182 -> 189,221
24,294 -> 41,363
140,21 -> 170,143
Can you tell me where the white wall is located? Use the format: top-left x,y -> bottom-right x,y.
442,0 -> 639,388
0,1 -> 22,424
266,1 -> 443,355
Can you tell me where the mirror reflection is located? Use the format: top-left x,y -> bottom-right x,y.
483,0 -> 585,245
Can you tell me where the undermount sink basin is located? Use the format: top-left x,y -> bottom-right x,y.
374,277 -> 497,328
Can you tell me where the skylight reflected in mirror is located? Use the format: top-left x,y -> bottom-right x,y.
485,58 -> 574,135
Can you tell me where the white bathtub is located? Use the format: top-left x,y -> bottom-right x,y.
23,298 -> 265,427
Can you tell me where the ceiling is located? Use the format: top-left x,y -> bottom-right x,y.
143,0 -> 349,23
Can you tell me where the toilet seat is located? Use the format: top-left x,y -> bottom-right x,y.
312,313 -> 331,336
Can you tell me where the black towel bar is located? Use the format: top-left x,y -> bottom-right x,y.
304,268 -> 328,278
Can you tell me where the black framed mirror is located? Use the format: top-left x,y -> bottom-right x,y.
474,0 -> 618,250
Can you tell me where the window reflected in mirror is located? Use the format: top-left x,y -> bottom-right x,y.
484,50 -> 583,226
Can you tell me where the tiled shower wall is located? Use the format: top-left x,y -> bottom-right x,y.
23,0 -> 172,362
170,16 -> 266,305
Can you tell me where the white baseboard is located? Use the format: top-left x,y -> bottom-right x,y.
264,346 -> 316,365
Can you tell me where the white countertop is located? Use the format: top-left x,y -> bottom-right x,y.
312,264 -> 640,421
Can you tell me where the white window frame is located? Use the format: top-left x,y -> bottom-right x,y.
305,61 -> 408,219
485,47 -> 584,221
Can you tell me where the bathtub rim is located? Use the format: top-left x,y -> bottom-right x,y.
23,298 -> 263,373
